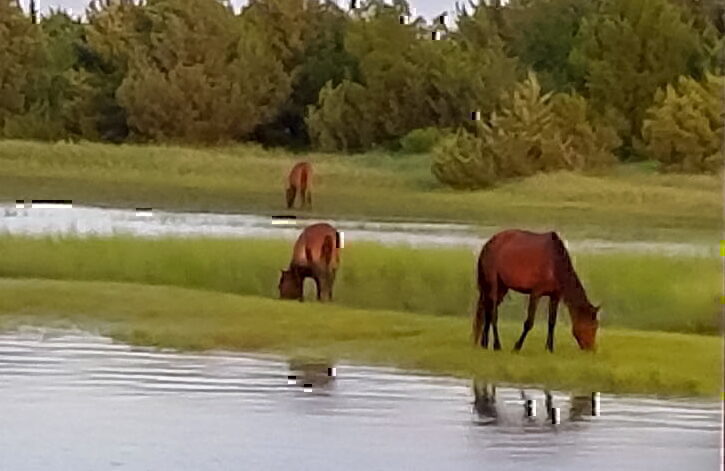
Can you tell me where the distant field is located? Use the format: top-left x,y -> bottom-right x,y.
0,278 -> 719,397
0,140 -> 720,242
0,235 -> 719,334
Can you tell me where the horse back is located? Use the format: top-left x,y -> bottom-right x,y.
289,162 -> 312,189
291,223 -> 339,271
478,230 -> 561,294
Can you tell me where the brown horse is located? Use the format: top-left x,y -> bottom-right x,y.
286,162 -> 312,209
473,230 -> 600,352
279,223 -> 340,302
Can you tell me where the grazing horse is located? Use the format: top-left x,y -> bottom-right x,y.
279,223 -> 340,302
286,162 -> 312,209
472,230 -> 600,352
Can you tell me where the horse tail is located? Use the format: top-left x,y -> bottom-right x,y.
477,236 -> 497,289
473,241 -> 491,344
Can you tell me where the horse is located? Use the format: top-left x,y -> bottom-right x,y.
472,229 -> 600,352
286,162 -> 312,209
279,223 -> 340,302
473,381 -> 598,426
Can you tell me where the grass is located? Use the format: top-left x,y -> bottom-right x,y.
0,140 -> 721,242
0,278 -> 719,398
0,234 -> 720,334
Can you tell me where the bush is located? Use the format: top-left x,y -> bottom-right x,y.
641,73 -> 724,173
431,72 -> 619,188
431,128 -> 495,188
399,127 -> 445,154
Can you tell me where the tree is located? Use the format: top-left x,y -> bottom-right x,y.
505,0 -> 597,92
642,73 -> 724,173
306,79 -> 375,151
0,0 -> 45,135
115,0 -> 290,143
569,0 -> 712,155
241,0 -> 357,146
307,0 -> 518,152
74,0 -> 154,141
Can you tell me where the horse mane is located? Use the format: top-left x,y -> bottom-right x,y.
549,232 -> 589,310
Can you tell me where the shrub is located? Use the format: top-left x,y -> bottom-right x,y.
431,128 -> 495,188
431,72 -> 619,188
399,127 -> 445,154
641,73 -> 724,173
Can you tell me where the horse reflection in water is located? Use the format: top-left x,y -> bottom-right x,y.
472,380 -> 598,426
288,358 -> 337,391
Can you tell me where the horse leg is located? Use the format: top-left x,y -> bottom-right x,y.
491,285 -> 507,351
514,294 -> 540,351
326,269 -> 336,301
306,190 -> 312,208
314,275 -> 322,301
286,186 -> 297,209
300,187 -> 307,210
546,295 -> 560,352
297,273 -> 305,302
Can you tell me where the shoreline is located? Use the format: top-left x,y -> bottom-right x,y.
0,278 -> 719,398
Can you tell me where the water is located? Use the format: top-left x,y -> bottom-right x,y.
0,204 -> 714,256
0,328 -> 720,470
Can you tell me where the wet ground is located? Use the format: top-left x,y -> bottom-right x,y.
0,328 -> 720,471
0,204 -> 713,256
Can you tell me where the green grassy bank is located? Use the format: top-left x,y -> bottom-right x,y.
0,140 -> 721,242
0,278 -> 719,397
0,235 -> 720,334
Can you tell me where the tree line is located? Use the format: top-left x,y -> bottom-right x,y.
1,0 -> 722,186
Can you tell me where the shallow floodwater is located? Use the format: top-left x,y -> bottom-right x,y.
0,204 -> 713,256
0,328 -> 720,470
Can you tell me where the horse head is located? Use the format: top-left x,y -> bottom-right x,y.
572,304 -> 600,350
279,269 -> 303,300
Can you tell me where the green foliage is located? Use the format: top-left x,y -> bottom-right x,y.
241,0 -> 356,146
75,0 -> 155,141
670,0 -> 725,36
399,127 -> 445,154
0,0 -> 45,135
15,11 -> 89,141
432,73 -> 618,188
505,0 -> 597,91
642,74 -> 724,173
115,0 -> 290,143
432,128 -> 495,188
307,1 -> 517,152
306,79 -> 375,152
549,93 -> 621,170
569,0 -> 713,152
0,0 -> 719,166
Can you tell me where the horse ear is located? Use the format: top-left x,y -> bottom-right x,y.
594,304 -> 602,319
